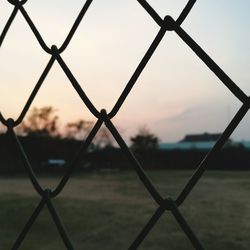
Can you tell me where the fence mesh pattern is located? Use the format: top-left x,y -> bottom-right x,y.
1,0 -> 249,249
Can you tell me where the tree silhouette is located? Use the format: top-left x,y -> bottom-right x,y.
66,121 -> 114,148
130,127 -> 159,152
17,106 -> 59,137
65,119 -> 93,140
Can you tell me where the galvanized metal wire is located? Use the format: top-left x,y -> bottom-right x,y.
1,0 -> 249,249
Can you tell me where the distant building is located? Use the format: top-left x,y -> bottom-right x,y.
180,132 -> 222,142
160,132 -> 232,151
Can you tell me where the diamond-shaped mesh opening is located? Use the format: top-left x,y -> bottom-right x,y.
1,1 -> 250,249
18,204 -> 68,250
24,0 -> 87,47
62,1 -> 158,112
118,31 -> 241,144
140,214 -> 194,250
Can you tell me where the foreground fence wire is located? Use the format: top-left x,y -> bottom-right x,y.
0,0 -> 249,249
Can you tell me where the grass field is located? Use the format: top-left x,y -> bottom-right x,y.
1,170 -> 250,249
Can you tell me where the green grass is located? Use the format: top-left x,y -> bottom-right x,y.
1,170 -> 250,249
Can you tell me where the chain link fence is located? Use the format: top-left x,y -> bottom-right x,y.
1,0 -> 249,249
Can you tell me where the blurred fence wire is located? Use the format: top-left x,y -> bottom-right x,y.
1,0 -> 248,249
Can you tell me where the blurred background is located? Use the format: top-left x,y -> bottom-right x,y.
1,1 -> 250,249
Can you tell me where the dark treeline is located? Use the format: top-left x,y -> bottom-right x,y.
1,132 -> 250,173
134,147 -> 250,170
1,107 -> 250,173
0,133 -> 81,173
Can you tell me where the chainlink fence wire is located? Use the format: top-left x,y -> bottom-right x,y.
1,0 -> 249,249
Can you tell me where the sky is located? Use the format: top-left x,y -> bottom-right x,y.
1,0 -> 250,143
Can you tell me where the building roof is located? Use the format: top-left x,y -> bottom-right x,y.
180,132 -> 222,142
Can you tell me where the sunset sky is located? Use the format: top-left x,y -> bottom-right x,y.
1,0 -> 250,143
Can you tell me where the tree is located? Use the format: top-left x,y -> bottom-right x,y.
130,126 -> 159,152
65,119 -> 93,140
64,120 -> 114,149
17,106 -> 59,137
